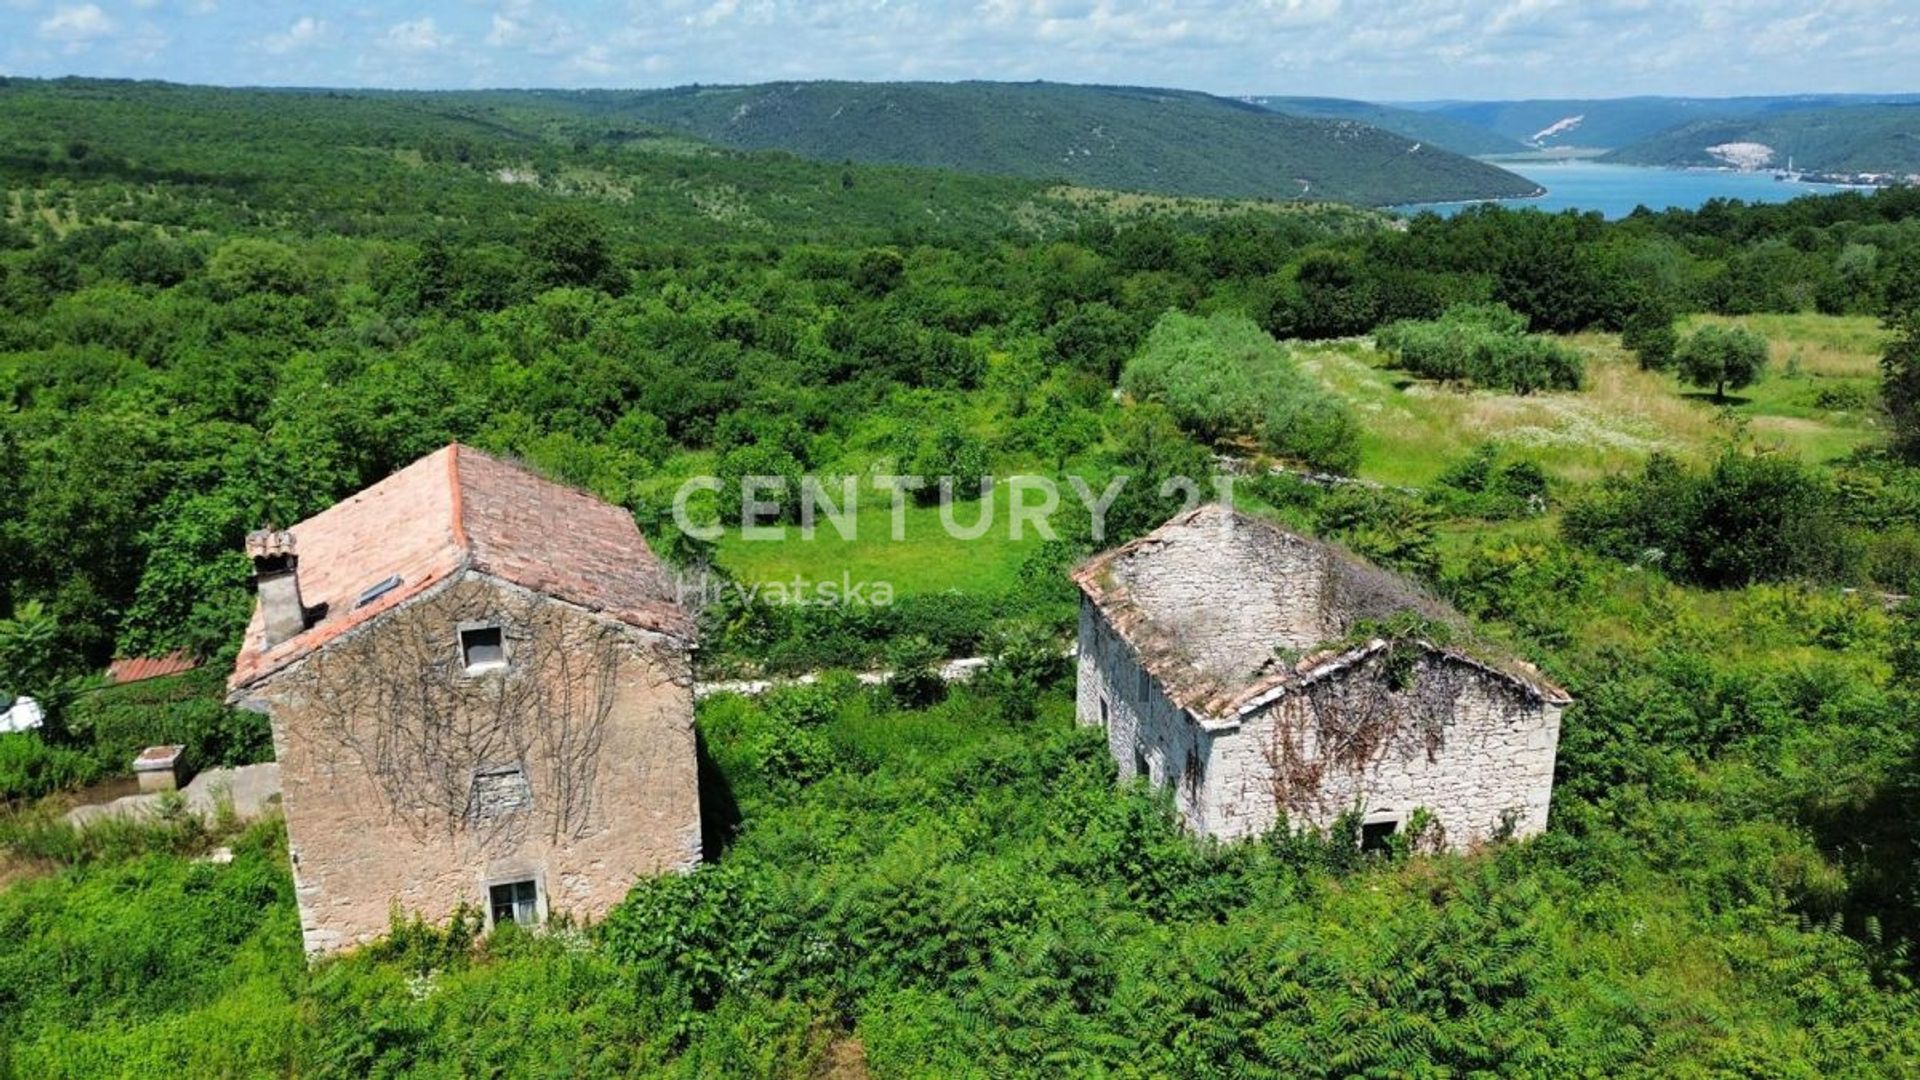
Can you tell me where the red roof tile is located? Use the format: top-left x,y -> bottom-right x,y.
106,651 -> 201,685
229,445 -> 689,693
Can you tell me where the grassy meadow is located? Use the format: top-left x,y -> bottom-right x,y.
713,481 -> 1047,597
1295,312 -> 1888,488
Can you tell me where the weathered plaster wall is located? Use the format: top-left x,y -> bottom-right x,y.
254,573 -> 699,956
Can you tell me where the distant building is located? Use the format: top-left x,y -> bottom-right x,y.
106,651 -> 201,685
228,444 -> 699,956
1073,504 -> 1567,849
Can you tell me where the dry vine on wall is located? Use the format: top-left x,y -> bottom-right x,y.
295,582 -> 632,850
1260,646 -> 1467,823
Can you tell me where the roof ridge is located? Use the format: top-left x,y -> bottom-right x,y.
447,442 -> 470,554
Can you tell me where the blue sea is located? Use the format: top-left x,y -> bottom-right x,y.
1395,159 -> 1865,219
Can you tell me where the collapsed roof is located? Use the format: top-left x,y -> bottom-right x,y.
1072,504 -> 1569,721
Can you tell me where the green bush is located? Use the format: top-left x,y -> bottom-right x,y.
1314,486 -> 1442,581
1564,449 -> 1853,588
1376,303 -> 1584,393
1430,444 -> 1550,519
1121,310 -> 1361,472
64,666 -> 272,776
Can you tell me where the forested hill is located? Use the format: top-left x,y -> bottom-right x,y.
0,78 -> 1388,247
1605,104 -> 1920,174
1246,95 -> 1526,156
498,81 -> 1541,206
1411,93 -> 1920,151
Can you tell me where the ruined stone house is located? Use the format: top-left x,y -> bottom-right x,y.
227,444 -> 699,956
1073,504 -> 1568,849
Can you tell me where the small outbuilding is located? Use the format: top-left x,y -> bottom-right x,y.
228,444 -> 699,956
1073,504 -> 1568,849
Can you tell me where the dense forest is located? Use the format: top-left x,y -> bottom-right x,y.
485,81 -> 1541,206
1417,92 -> 1920,151
1246,95 -> 1528,157
3,78 -> 1920,1076
1607,103 -> 1920,174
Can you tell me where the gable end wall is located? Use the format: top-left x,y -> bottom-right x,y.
255,570 -> 699,956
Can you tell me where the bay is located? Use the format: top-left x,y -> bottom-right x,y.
1396,159 -> 1866,219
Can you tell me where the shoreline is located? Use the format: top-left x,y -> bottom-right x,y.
1389,160 -> 1878,217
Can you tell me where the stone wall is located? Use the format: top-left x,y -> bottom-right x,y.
1202,649 -> 1560,846
1076,598 -> 1214,824
1101,509 -> 1335,686
250,572 -> 700,956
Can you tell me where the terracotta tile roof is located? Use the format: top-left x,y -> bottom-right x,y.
106,651 -> 201,685
1073,504 -> 1569,722
229,444 -> 690,693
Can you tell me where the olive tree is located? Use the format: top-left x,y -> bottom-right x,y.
1676,324 -> 1769,401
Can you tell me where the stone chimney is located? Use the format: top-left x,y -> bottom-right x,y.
246,528 -> 307,649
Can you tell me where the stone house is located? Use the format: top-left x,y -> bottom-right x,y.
227,444 -> 699,956
1073,504 -> 1568,849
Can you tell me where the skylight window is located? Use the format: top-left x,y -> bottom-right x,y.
353,574 -> 403,609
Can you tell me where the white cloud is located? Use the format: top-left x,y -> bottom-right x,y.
486,3 -> 578,55
260,16 -> 324,55
380,16 -> 450,53
2,0 -> 1917,99
37,3 -> 114,44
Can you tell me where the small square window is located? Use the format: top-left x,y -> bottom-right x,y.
489,878 -> 540,928
461,625 -> 505,671
1361,817 -> 1399,853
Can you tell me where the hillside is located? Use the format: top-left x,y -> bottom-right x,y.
1412,93 -> 1920,151
513,81 -> 1540,206
1247,95 -> 1526,156
0,78 -> 1388,246
1605,103 -> 1920,175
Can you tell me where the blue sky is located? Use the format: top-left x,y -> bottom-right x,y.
2,1 -> 1916,100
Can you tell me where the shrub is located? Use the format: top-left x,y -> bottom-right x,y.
64,666 -> 272,775
1885,312 -> 1920,464
0,732 -> 103,802
1564,449 -> 1850,587
1375,303 -> 1583,393
1621,303 -> 1679,371
601,863 -> 782,1015
906,423 -> 990,506
1443,539 -> 1599,647
886,635 -> 948,709
1430,444 -> 1550,519
1121,310 -> 1361,472
1314,486 -> 1441,581
980,619 -> 1069,723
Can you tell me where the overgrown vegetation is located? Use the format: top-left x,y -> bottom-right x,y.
1375,302 -> 1585,393
4,77 -> 1920,1078
1121,310 -> 1361,471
